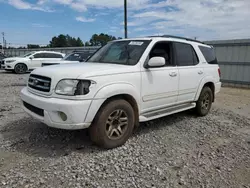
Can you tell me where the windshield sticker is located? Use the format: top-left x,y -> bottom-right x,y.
129,41 -> 144,46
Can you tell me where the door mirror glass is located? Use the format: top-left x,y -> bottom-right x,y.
147,57 -> 165,68
29,56 -> 34,60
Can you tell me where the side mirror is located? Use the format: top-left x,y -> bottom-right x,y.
146,57 -> 165,68
29,56 -> 34,60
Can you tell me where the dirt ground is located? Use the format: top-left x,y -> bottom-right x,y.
0,71 -> 249,188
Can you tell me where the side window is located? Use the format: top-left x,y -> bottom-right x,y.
199,46 -> 218,64
34,53 -> 45,58
174,42 -> 199,66
149,42 -> 173,66
47,53 -> 63,58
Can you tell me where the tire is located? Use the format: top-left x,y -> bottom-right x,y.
14,63 -> 27,74
195,86 -> 213,116
89,99 -> 135,149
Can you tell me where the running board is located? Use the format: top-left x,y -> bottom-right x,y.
139,103 -> 196,122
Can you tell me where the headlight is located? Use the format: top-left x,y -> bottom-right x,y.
55,79 -> 92,96
6,60 -> 15,63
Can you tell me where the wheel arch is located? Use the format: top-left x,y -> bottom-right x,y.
85,83 -> 140,127
195,77 -> 216,102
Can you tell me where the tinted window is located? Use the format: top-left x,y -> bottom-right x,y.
149,42 -> 174,66
199,46 -> 217,64
46,53 -> 63,58
34,53 -> 45,58
175,42 -> 199,66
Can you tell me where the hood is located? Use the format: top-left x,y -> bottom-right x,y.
31,62 -> 137,79
3,57 -> 27,61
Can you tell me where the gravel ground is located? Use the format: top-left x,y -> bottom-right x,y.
0,70 -> 250,188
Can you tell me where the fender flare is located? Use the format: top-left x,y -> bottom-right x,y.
84,83 -> 140,123
194,76 -> 215,101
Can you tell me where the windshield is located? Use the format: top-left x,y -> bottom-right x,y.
63,52 -> 92,61
23,52 -> 35,57
87,40 -> 151,65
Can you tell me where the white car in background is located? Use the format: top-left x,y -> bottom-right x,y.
2,51 -> 65,74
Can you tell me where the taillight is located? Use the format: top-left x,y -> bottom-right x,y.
218,68 -> 221,78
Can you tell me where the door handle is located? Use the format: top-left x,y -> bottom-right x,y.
198,70 -> 203,75
169,72 -> 177,77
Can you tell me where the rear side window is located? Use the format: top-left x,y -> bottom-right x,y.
199,46 -> 217,64
174,42 -> 199,66
46,53 -> 63,58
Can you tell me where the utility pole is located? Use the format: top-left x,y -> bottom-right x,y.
1,32 -> 4,53
124,0 -> 128,39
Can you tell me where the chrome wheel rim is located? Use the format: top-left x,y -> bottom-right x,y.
201,93 -> 210,110
105,109 -> 128,140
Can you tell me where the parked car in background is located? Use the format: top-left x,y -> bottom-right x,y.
2,51 -> 65,74
0,53 -> 6,69
41,50 -> 94,67
21,35 -> 221,149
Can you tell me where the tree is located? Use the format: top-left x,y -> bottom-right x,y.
89,33 -> 117,46
27,44 -> 40,49
85,42 -> 90,46
49,34 -> 84,47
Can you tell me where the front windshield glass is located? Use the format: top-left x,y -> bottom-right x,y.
87,40 -> 151,65
63,52 -> 92,61
23,52 -> 34,57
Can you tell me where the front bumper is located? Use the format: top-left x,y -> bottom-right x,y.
3,63 -> 14,70
20,87 -> 93,130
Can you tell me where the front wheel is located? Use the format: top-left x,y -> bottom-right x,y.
14,63 -> 27,74
89,99 -> 135,149
195,87 -> 213,116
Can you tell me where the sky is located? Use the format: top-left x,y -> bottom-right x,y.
0,0 -> 250,46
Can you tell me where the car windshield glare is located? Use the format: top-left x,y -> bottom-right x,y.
23,52 -> 35,57
87,40 -> 150,65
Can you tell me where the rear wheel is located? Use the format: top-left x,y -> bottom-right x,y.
195,86 -> 213,116
89,99 -> 135,149
14,63 -> 27,74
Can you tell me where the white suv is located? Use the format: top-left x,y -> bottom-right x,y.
3,51 -> 65,74
21,36 -> 221,148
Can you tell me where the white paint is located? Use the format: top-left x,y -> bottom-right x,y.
20,37 -> 221,130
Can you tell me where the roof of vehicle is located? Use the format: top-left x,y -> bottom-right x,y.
32,51 -> 65,54
115,35 -> 212,48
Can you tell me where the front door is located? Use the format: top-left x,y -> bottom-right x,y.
141,42 -> 179,113
30,52 -> 46,69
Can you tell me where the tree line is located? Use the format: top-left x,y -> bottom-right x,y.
6,33 -> 120,49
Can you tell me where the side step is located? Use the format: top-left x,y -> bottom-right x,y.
139,103 -> 196,122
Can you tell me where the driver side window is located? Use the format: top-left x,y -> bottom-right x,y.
149,42 -> 174,66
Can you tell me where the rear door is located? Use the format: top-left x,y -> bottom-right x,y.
174,42 -> 205,103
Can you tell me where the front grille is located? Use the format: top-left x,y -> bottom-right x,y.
28,74 -> 51,92
23,101 -> 44,117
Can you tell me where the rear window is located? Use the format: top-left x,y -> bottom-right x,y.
199,46 -> 218,64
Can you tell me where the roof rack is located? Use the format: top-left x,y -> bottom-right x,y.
148,35 -> 205,44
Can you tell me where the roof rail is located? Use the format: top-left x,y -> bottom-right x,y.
148,35 -> 205,44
